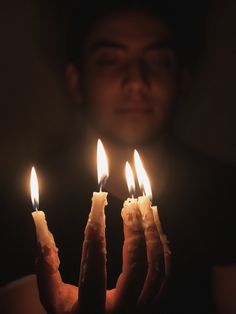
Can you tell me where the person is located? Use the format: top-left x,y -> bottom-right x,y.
0,1 -> 235,314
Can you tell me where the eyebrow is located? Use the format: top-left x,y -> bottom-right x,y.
87,39 -> 177,56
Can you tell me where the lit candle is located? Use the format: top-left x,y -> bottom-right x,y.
113,162 -> 146,310
134,150 -> 171,275
134,150 -> 154,228
87,139 -> 109,225
151,205 -> 171,278
30,167 -> 56,249
134,150 -> 167,305
122,161 -> 141,230
78,139 -> 108,313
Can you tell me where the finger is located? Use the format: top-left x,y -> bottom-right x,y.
35,244 -> 78,313
107,200 -> 147,313
78,223 -> 106,314
138,203 -> 165,308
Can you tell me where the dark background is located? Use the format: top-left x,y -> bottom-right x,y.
0,0 -> 235,196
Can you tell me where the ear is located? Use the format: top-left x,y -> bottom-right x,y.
65,64 -> 83,104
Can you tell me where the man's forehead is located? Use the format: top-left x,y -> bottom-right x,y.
83,10 -> 173,51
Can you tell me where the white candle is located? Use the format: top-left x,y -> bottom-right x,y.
134,150 -> 168,305
122,162 -> 142,233
85,139 -> 108,232
134,150 -> 154,226
152,205 -> 171,276
134,150 -> 171,265
30,167 -> 56,249
113,162 -> 146,309
78,139 -> 108,313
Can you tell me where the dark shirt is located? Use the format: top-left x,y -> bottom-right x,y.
0,137 -> 235,314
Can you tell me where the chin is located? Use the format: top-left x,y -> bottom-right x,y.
95,118 -> 166,147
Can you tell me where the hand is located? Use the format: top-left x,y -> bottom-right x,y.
35,206 -> 170,314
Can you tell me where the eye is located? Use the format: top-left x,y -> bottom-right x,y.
95,52 -> 124,67
145,50 -> 177,70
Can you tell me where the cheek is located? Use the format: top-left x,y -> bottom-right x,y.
84,75 -> 119,104
149,78 -> 178,126
82,78 -> 118,123
151,74 -> 178,105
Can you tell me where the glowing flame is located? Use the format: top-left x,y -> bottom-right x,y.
30,166 -> 39,210
125,161 -> 135,197
134,150 -> 152,198
97,139 -> 109,189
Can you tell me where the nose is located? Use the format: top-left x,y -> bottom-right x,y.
123,60 -> 149,94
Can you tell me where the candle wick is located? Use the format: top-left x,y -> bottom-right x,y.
99,185 -> 102,193
33,201 -> 39,212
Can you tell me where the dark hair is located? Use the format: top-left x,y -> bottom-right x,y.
66,0 -> 208,69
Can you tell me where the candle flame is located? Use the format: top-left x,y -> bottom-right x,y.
134,150 -> 152,199
97,139 -> 109,190
30,166 -> 39,210
125,161 -> 135,197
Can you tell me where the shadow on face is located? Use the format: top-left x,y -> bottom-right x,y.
66,9 -> 186,146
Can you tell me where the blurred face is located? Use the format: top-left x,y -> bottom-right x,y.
76,10 -> 182,145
